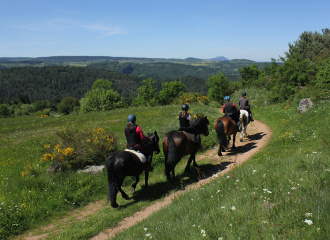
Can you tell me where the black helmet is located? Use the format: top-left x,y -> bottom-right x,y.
182,104 -> 189,111
242,92 -> 246,96
127,114 -> 136,123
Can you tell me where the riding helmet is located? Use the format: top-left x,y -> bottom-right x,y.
127,114 -> 136,123
182,104 -> 189,111
242,92 -> 246,96
224,96 -> 230,101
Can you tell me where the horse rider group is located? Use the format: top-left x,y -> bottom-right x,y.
124,92 -> 253,172
222,92 -> 254,130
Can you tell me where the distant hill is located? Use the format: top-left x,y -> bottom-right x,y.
208,56 -> 229,61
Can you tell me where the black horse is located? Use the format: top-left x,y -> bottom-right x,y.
106,131 -> 160,208
163,116 -> 209,181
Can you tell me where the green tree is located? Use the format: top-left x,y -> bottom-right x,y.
133,78 -> 157,106
238,63 -> 261,86
0,104 -> 10,118
158,81 -> 184,105
57,97 -> 80,114
286,28 -> 330,60
207,72 -> 231,103
80,79 -> 121,113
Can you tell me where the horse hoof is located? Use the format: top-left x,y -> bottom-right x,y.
111,203 -> 119,208
129,187 -> 135,194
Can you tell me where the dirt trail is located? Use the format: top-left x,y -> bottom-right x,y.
15,120 -> 272,240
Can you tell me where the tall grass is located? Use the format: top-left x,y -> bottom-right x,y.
0,104 -> 220,239
114,87 -> 330,239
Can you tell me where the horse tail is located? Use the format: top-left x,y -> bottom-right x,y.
106,153 -> 118,208
165,136 -> 177,177
216,120 -> 228,148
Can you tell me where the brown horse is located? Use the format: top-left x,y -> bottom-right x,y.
163,116 -> 209,181
215,110 -> 241,156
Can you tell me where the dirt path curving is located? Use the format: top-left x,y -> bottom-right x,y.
91,120 -> 272,239
15,120 -> 271,240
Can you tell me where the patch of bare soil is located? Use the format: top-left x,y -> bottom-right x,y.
14,120 -> 271,240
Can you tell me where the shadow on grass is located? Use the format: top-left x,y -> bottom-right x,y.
117,131 -> 268,208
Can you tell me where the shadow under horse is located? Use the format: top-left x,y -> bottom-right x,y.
163,116 -> 210,181
215,110 -> 241,156
106,131 -> 160,208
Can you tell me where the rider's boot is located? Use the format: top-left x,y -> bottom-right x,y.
250,113 -> 254,122
145,155 -> 153,172
196,134 -> 203,149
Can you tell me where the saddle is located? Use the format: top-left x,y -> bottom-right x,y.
124,149 -> 146,163
181,131 -> 198,143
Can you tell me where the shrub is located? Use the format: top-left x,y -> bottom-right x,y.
40,126 -> 117,171
57,97 -> 80,115
0,104 -> 10,118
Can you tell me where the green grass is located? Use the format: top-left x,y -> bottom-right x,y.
114,87 -> 330,239
0,103 -> 220,239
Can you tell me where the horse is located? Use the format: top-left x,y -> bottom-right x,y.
163,116 -> 210,181
239,109 -> 250,142
214,110 -> 241,156
106,131 -> 160,208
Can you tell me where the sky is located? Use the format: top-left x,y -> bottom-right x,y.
0,0 -> 329,62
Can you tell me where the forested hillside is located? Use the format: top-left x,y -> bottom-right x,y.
0,66 -> 144,102
0,66 -> 209,103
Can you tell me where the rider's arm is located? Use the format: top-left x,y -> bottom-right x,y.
232,103 -> 237,112
222,105 -> 225,113
135,125 -> 146,141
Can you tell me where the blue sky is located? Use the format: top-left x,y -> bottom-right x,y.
0,0 -> 329,62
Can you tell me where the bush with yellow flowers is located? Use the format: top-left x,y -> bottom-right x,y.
40,126 -> 117,171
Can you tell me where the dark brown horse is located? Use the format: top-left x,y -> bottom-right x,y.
106,131 -> 160,208
163,116 -> 209,181
215,110 -> 240,156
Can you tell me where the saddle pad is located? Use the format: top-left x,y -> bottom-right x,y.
124,149 -> 147,163
181,131 -> 196,142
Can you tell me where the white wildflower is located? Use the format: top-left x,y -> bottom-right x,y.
201,229 -> 205,234
304,219 -> 313,225
230,206 -> 236,210
144,228 -> 148,231
305,213 -> 312,217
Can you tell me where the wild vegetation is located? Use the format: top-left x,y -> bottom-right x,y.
0,28 -> 329,239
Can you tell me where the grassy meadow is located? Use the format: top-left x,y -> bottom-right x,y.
0,103 -> 221,239
113,87 -> 330,239
1,86 -> 330,239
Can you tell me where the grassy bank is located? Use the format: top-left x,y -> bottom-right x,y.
0,103 -> 220,239
114,87 -> 330,239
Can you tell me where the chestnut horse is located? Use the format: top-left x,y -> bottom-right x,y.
163,116 -> 209,181
214,110 -> 241,156
106,131 -> 160,208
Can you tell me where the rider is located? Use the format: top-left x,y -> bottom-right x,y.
222,96 -> 240,131
238,92 -> 254,122
178,104 -> 201,148
124,114 -> 153,171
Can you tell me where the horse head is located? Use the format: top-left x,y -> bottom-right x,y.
194,116 -> 210,136
147,131 -> 160,154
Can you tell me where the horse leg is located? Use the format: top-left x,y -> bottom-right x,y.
240,129 -> 243,142
144,171 -> 149,188
130,175 -> 140,194
218,144 -> 222,156
116,176 -> 130,200
232,134 -> 236,149
185,154 -> 197,172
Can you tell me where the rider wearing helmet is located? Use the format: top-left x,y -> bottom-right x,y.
124,114 -> 153,171
222,96 -> 237,117
222,96 -> 240,131
238,92 -> 254,122
178,104 -> 201,148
